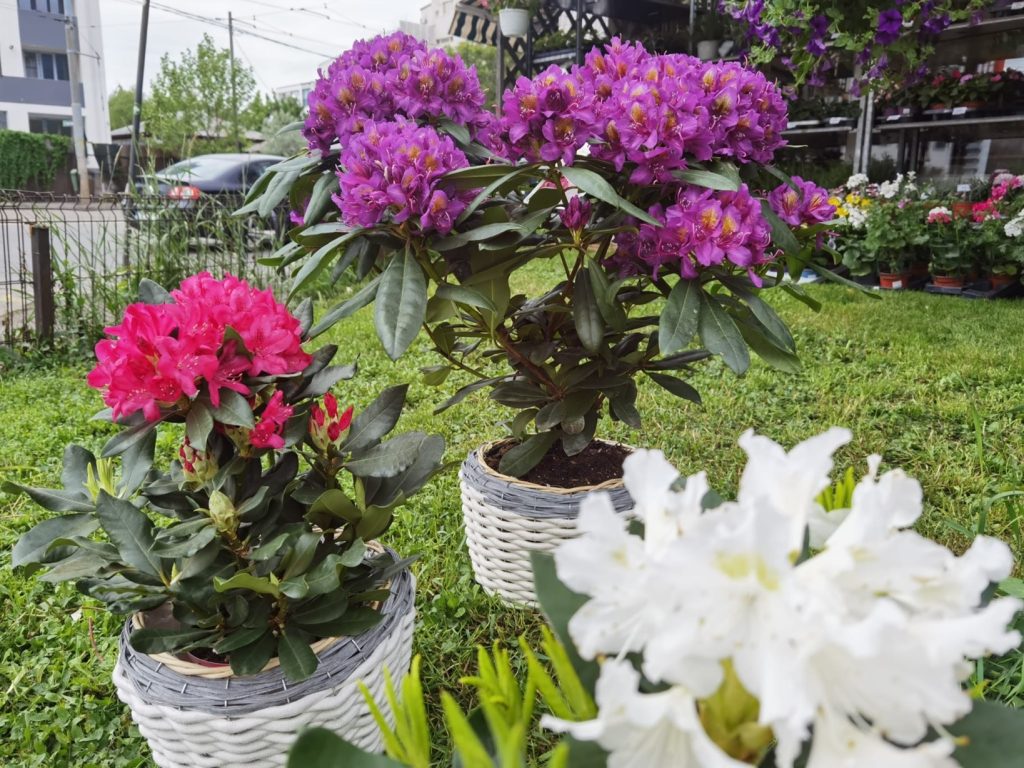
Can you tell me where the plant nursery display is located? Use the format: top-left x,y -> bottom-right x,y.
7,274 -> 445,767
244,33 -> 836,603
724,0 -> 989,90
284,428 -> 1024,767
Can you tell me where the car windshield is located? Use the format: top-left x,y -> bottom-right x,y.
157,157 -> 241,182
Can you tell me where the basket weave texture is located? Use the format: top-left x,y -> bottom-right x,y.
460,442 -> 633,606
113,567 -> 415,768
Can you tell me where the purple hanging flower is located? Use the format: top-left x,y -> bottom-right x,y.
806,15 -> 829,56
875,9 -> 904,45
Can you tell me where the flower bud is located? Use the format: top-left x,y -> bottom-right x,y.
179,439 -> 218,485
84,458 -> 118,501
310,393 -> 355,453
207,490 -> 239,536
559,195 -> 592,232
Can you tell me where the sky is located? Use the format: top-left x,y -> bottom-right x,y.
99,0 -> 425,95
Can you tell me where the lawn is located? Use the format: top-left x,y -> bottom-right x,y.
2,277 -> 1023,766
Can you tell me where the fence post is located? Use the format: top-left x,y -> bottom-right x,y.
31,226 -> 55,342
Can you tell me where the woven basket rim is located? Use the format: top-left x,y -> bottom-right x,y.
474,437 -> 633,496
132,540 -> 389,680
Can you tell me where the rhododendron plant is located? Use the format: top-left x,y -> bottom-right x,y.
530,429 -> 1024,767
9,276 -> 444,683
245,34 -> 843,476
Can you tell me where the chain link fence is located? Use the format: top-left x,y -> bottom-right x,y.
0,190 -> 288,348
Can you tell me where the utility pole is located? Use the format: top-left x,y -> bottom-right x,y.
128,0 -> 151,189
64,17 -> 90,198
229,11 -> 241,152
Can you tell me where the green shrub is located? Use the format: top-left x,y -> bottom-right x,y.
0,131 -> 71,189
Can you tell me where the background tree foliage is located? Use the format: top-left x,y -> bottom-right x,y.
146,33 -> 257,155
449,42 -> 497,111
107,86 -> 135,131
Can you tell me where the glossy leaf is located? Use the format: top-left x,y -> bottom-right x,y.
96,491 -> 164,580
11,513 -> 99,570
375,249 -> 427,361
287,728 -> 404,768
646,372 -> 702,404
498,432 -> 558,477
214,571 -> 282,598
658,279 -> 701,356
698,292 -> 750,375
129,627 -> 216,655
572,269 -> 604,353
308,274 -> 382,339
209,390 -> 255,428
344,385 -> 409,453
185,402 -> 214,451
676,167 -> 740,191
559,165 -> 660,226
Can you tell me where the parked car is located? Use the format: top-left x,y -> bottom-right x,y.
127,153 -> 287,245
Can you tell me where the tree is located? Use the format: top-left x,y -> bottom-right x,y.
450,42 -> 497,111
252,96 -> 307,156
147,33 -> 257,155
108,86 -> 135,131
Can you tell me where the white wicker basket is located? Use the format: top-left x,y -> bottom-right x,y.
113,568 -> 415,768
460,441 -> 633,606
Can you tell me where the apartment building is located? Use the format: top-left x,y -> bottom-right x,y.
0,0 -> 110,166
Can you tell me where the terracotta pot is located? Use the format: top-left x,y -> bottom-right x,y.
989,273 -> 1018,289
929,102 -> 949,111
879,271 -> 912,290
960,100 -> 984,110
932,274 -> 965,289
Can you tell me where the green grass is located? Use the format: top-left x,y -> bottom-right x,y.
2,278 -> 1023,765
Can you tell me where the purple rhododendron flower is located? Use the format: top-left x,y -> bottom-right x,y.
302,32 -> 487,153
610,183 -> 774,281
768,177 -> 836,226
333,119 -> 472,236
501,65 -> 596,165
875,9 -> 903,45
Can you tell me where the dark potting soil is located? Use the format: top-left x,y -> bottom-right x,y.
485,440 -> 630,489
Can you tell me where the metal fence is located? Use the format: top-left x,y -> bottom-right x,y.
0,190 -> 288,348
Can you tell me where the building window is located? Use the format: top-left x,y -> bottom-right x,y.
29,116 -> 71,136
18,0 -> 73,13
0,112 -> 7,131
23,52 -> 69,81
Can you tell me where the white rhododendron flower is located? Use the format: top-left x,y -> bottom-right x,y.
542,659 -> 749,768
546,429 -> 1022,768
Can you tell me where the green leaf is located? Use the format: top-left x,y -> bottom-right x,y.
2,482 -> 94,513
559,165 -> 660,226
736,316 -> 801,374
375,249 -> 427,361
344,385 -> 408,453
151,523 -> 217,558
279,628 -> 319,682
304,172 -> 338,227
308,274 -> 382,339
60,444 -> 96,497
213,626 -> 270,655
498,432 -> 558,477
760,200 -> 801,256
698,292 -> 750,375
572,269 -> 604,353
287,728 -> 405,768
138,278 -> 173,304
101,420 -> 159,458
586,261 -> 626,331
250,531 -> 292,561
185,402 -> 214,451
229,630 -> 276,676
646,372 -> 702,404
129,627 -> 216,655
530,552 -> 599,696
433,283 -> 496,313
293,591 -> 349,625
346,432 -> 433,479
658,279 -> 701,355
209,390 -> 255,428
119,428 -> 156,496
455,166 -> 533,223
953,699 -> 1024,767
214,571 -> 282,598
290,231 -> 359,301
12,513 -> 99,570
258,168 -> 300,218
729,285 -> 796,352
433,376 -> 507,414
95,492 -> 163,580
675,168 -> 740,191
310,489 -> 361,523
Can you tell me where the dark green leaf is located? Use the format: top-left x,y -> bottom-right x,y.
760,200 -> 801,256
290,231 -> 360,301
346,432 -> 433,478
658,279 -> 701,356
310,489 -> 361,523
498,432 -> 558,477
129,627 -> 215,655
185,402 -> 214,452
375,249 -> 427,361
229,630 -> 276,676
301,606 -> 382,638
675,168 -> 740,191
138,278 -> 174,305
736,316 -> 801,374
586,261 -> 626,331
12,513 -> 99,570
698,292 -> 750,375
304,172 -> 338,227
287,727 -> 405,768
3,482 -> 94,514
308,274 -> 382,339
213,626 -> 270,655
953,699 -> 1024,767
101,420 -> 160,459
293,591 -> 349,625
214,571 -> 282,597
96,492 -> 163,580
433,376 -> 508,414
152,523 -> 217,558
433,284 -> 496,313
60,445 -> 96,497
646,372 -> 702,404
278,627 -> 318,682
344,385 -> 408,453
209,390 -> 254,428
572,269 -> 604,353
119,428 -> 156,496
559,165 -> 660,226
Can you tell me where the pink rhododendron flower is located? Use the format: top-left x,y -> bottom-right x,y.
88,274 -> 311,421
249,391 -> 294,450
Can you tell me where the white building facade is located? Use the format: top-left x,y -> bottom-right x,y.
418,0 -> 460,47
0,0 -> 111,165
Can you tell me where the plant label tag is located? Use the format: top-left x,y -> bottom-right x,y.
828,117 -> 843,125
957,183 -> 971,193
892,280 -> 903,289
952,106 -> 968,116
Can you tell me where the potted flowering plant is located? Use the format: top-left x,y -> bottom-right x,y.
926,205 -> 973,289
246,34 -> 837,604
486,0 -> 537,37
7,274 -> 444,766
860,175 -> 928,288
